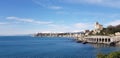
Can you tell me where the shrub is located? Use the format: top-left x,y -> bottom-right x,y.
97,51 -> 120,58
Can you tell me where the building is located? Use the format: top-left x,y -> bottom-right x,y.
115,32 -> 120,36
93,22 -> 103,34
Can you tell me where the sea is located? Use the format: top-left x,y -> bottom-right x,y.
0,36 -> 120,58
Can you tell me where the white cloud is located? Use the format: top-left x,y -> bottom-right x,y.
85,0 -> 103,3
0,22 -> 9,25
74,23 -> 87,28
41,31 -> 52,33
74,23 -> 93,29
55,11 -> 68,14
48,6 -> 62,10
48,24 -> 71,32
6,16 -> 52,25
107,20 -> 120,26
0,28 -> 42,36
60,0 -> 103,3
46,22 -> 94,33
61,0 -> 120,8
85,0 -> 120,8
32,0 -> 63,10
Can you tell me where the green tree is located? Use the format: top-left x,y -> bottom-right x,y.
97,51 -> 120,58
97,53 -> 107,58
107,51 -> 120,58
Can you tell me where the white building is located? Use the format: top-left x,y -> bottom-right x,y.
115,32 -> 120,36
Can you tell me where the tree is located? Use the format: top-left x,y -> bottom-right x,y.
107,51 -> 120,58
97,53 -> 107,58
97,51 -> 120,58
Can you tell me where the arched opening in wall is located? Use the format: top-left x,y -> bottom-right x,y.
102,38 -> 104,42
94,38 -> 96,42
97,38 -> 98,42
99,38 -> 101,42
105,38 -> 107,42
108,38 -> 111,42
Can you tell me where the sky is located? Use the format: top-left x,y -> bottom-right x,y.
0,0 -> 120,35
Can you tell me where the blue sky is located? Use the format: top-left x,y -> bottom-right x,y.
0,0 -> 120,35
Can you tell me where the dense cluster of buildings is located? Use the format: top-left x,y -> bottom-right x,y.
34,22 -> 120,45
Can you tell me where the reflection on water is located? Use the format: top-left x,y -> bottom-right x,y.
90,44 -> 113,48
88,43 -> 120,48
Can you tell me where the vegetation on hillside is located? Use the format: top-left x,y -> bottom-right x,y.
97,51 -> 120,58
89,24 -> 120,35
102,24 -> 120,35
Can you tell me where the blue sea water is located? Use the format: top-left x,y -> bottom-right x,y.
0,36 -> 120,58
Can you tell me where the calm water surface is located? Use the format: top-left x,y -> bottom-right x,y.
0,36 -> 120,58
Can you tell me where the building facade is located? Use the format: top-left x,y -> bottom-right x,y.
93,22 -> 103,34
